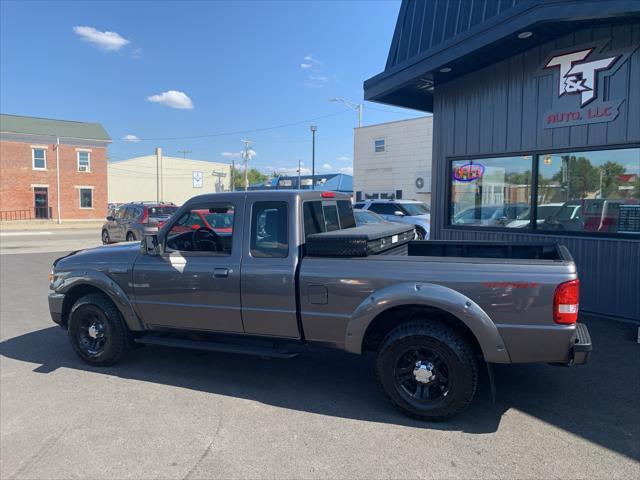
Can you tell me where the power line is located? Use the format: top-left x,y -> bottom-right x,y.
113,109 -> 351,142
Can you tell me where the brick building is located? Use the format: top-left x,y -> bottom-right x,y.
0,114 -> 111,221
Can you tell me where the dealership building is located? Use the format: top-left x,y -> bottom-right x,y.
365,0 -> 640,320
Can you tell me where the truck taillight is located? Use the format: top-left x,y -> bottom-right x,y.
554,279 -> 579,324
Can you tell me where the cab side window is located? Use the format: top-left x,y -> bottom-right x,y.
165,204 -> 234,254
251,202 -> 288,258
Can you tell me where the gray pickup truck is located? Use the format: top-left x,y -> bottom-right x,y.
48,191 -> 591,421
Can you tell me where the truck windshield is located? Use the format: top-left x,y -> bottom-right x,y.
401,203 -> 430,216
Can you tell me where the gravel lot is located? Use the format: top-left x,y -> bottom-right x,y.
1,244 -> 639,479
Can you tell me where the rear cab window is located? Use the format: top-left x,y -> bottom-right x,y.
303,199 -> 356,238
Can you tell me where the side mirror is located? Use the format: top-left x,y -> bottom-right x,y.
394,211 -> 405,216
141,233 -> 160,256
106,215 -> 114,221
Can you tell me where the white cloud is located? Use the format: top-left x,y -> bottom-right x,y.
300,63 -> 312,69
309,74 -> 328,83
336,156 -> 351,162
122,134 -> 140,142
301,54 -> 330,87
73,26 -> 130,51
147,90 -> 194,110
276,166 -> 311,176
303,54 -> 323,66
338,166 -> 354,175
322,163 -> 332,170
221,149 -> 256,159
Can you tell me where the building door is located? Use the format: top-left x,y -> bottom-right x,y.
33,187 -> 49,219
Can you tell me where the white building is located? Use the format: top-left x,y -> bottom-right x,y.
354,116 -> 433,204
108,151 -> 232,205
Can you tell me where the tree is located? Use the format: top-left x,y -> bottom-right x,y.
551,155 -> 599,200
599,161 -> 626,199
232,167 -> 267,190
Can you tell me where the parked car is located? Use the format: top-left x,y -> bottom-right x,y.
506,203 -> 564,228
354,199 -> 431,239
354,208 -> 389,226
541,199 -> 625,233
50,190 -> 590,422
102,202 -> 179,244
452,203 -> 529,227
169,208 -> 234,235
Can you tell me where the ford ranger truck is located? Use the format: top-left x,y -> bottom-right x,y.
48,191 -> 591,421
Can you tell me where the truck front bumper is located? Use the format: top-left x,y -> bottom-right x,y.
568,323 -> 592,365
48,293 -> 65,327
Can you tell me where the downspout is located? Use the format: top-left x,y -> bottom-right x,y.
56,136 -> 61,224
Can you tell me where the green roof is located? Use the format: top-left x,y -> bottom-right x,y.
0,113 -> 111,141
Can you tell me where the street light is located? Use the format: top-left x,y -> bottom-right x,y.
329,97 -> 363,127
310,126 -> 317,190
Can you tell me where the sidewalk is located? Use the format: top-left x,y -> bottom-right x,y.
0,220 -> 103,231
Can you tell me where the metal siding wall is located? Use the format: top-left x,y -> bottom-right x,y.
431,23 -> 640,320
388,0 -> 528,69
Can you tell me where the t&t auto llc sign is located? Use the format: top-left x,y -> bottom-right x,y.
540,40 -> 638,129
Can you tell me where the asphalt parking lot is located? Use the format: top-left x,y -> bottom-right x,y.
1,236 -> 639,479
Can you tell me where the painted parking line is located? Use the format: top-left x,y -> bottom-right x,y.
0,231 -> 53,236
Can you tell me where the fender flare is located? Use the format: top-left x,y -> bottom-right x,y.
57,270 -> 144,331
344,282 -> 511,363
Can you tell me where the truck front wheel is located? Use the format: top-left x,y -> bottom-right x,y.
376,321 -> 478,421
68,293 -> 131,366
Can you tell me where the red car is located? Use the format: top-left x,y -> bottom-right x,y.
171,209 -> 234,234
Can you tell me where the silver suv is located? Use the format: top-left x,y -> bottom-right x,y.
354,199 -> 431,239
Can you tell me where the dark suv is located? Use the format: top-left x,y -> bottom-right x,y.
102,202 -> 179,244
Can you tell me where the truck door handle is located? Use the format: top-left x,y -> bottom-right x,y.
213,268 -> 230,278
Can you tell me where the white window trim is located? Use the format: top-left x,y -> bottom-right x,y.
76,186 -> 94,209
77,150 -> 91,172
374,137 -> 386,153
31,147 -> 47,170
31,184 -> 49,188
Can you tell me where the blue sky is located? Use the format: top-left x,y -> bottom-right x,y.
1,0 -> 425,176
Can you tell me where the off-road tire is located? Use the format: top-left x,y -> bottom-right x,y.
376,320 -> 478,421
68,293 -> 131,366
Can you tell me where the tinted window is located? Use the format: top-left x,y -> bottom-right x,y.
450,156 -> 533,228
148,205 -> 178,217
353,203 -> 365,209
337,200 -> 356,229
251,202 -> 288,258
537,148 -> 640,235
303,201 -> 324,237
322,204 -> 340,232
369,203 -> 396,215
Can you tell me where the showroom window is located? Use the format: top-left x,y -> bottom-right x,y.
448,148 -> 640,236
536,148 -> 639,235
450,156 -> 532,228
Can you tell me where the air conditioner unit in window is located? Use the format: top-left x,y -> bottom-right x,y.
79,165 -> 88,172
414,172 -> 431,193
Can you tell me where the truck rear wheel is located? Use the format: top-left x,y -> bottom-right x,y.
376,321 -> 478,421
68,293 -> 131,366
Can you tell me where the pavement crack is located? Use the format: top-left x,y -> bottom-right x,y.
183,401 -> 225,480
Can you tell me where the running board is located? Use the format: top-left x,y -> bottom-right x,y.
134,336 -> 299,359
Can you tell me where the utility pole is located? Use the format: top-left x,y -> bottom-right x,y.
178,149 -> 192,159
329,97 -> 363,127
241,139 -> 253,191
155,147 -> 162,203
211,171 -> 227,193
297,159 -> 302,190
55,137 -> 61,224
310,126 -> 317,190
230,160 -> 235,191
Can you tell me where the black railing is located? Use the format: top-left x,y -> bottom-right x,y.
0,207 -> 52,221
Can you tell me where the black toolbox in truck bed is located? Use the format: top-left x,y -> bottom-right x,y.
305,223 -> 415,257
